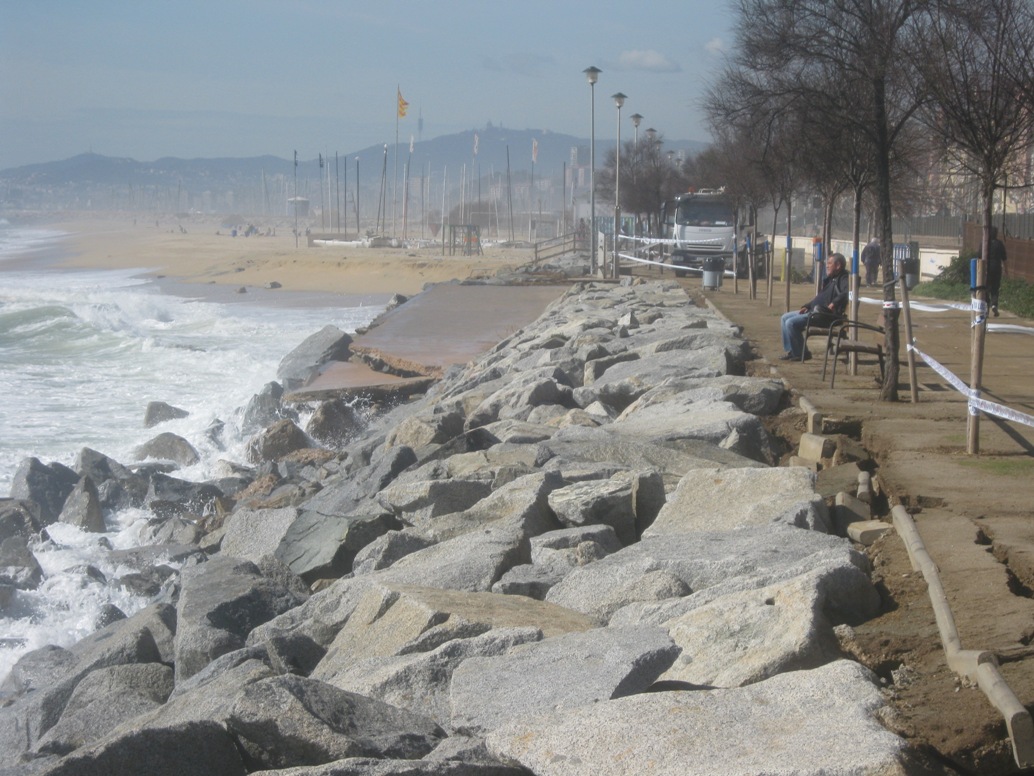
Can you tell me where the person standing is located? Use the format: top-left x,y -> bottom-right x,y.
987,226 -> 1008,317
779,253 -> 851,360
861,238 -> 881,287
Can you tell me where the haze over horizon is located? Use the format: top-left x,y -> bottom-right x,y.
0,1 -> 734,170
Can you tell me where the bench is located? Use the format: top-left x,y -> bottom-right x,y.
825,320 -> 886,387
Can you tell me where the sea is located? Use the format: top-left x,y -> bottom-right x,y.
0,222 -> 386,683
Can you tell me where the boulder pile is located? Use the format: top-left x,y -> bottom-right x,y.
0,280 -> 931,775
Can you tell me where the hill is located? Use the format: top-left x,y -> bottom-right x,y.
0,127 -> 709,217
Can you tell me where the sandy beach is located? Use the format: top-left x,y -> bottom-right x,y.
47,216 -> 533,298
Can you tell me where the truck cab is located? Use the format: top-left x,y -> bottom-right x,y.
661,189 -> 737,277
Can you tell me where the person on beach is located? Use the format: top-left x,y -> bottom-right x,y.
987,226 -> 1007,316
779,252 -> 850,361
861,238 -> 881,287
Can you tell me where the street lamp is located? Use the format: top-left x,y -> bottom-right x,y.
629,113 -> 642,260
612,93 -> 626,279
584,66 -> 601,274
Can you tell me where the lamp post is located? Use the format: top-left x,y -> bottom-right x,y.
584,66 -> 601,274
612,93 -> 626,279
629,113 -> 642,260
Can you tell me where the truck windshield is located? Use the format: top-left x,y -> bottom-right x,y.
676,199 -> 734,227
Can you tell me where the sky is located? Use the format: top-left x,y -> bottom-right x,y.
0,0 -> 737,170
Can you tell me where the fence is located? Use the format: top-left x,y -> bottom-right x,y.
962,222 -> 1034,284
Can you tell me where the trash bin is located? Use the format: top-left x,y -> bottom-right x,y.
900,257 -> 920,290
702,256 -> 725,290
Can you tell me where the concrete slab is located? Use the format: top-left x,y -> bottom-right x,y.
351,283 -> 567,376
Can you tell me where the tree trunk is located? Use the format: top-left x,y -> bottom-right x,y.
784,199 -> 793,312
967,185 -> 993,453
874,77 -> 900,402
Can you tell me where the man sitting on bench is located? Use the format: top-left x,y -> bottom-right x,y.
779,252 -> 850,361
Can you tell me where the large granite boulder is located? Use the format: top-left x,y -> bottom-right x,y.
277,325 -> 353,390
57,476 -> 105,533
10,457 -> 79,525
449,625 -> 679,734
486,660 -> 920,776
645,465 -> 829,536
174,556 -> 309,682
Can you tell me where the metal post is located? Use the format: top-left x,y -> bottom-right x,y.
613,92 -> 625,280
584,67 -> 601,275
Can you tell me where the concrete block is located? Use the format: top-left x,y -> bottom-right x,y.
833,491 -> 870,535
798,433 -> 835,463
832,436 -> 871,465
856,471 -> 872,504
847,520 -> 893,546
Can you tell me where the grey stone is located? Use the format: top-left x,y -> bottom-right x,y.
306,399 -> 365,448
221,506 -> 298,563
247,419 -> 313,464
612,397 -> 777,466
33,719 -> 246,776
143,401 -> 189,428
490,563 -> 565,599
312,584 -> 592,687
226,674 -> 445,769
0,536 -> 43,590
449,625 -> 679,734
400,471 -> 560,544
377,476 -> 492,530
277,325 -> 353,390
132,432 -> 200,467
384,408 -> 465,451
325,628 -> 544,726
645,466 -> 829,536
144,516 -> 202,546
275,504 -> 401,584
547,525 -> 870,625
241,381 -> 293,435
0,617 -> 164,758
143,473 -> 222,516
33,663 -> 173,756
351,531 -> 435,575
486,660 -> 917,776
530,525 -> 623,558
57,477 -> 105,533
375,495 -> 561,593
174,556 -> 308,682
9,458 -> 79,525
0,501 -> 43,544
658,570 -> 847,688
546,474 -> 637,546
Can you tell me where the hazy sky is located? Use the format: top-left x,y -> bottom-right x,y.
0,1 -> 736,170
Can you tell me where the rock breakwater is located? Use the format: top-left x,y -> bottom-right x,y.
0,279 -> 934,775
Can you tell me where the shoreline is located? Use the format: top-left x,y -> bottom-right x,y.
18,215 -> 533,299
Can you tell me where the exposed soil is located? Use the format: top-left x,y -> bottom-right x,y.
639,267 -> 1034,775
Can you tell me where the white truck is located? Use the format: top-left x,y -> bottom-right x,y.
661,189 -> 738,277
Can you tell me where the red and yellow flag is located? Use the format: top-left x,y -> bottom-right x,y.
397,88 -> 409,118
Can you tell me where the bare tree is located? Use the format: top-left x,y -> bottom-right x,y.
722,0 -> 928,400
596,132 -> 688,234
913,0 -> 1034,450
